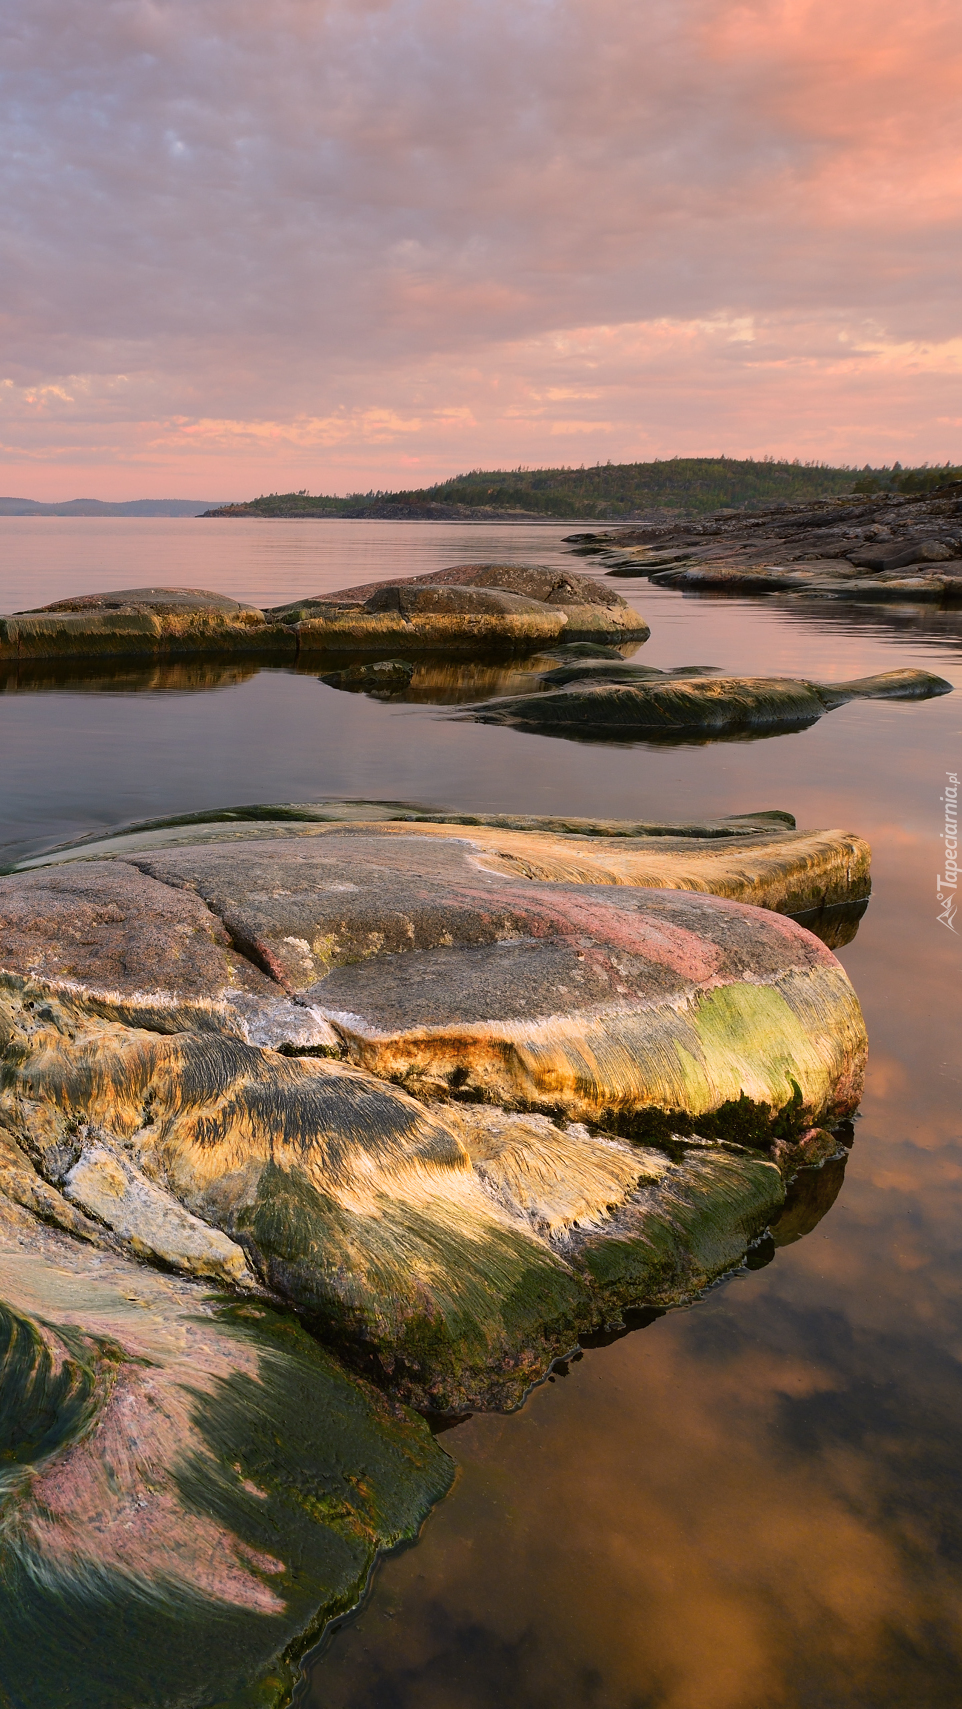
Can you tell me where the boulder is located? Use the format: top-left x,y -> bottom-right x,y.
320,657 -> 415,693
0,587 -> 296,663
461,668 -> 952,738
292,582 -> 568,652
269,562 -> 649,645
848,539 -> 958,570
0,811 -> 868,1411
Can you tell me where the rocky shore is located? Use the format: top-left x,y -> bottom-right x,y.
570,484 -> 962,603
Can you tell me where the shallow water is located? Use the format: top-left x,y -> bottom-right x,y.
2,520 -> 961,1707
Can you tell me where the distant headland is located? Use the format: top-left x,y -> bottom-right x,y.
204,456 -> 962,521
0,497 -> 232,517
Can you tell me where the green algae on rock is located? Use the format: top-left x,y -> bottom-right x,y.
0,978 -> 787,1411
0,810 -> 868,1414
0,1198 -> 452,1709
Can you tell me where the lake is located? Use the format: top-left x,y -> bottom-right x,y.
2,517 -> 961,1708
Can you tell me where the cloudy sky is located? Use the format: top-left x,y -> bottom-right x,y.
2,0 -> 960,498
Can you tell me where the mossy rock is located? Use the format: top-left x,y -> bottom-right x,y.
0,1205 -> 452,1709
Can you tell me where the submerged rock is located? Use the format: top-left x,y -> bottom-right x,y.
459,667 -> 952,738
320,657 -> 416,693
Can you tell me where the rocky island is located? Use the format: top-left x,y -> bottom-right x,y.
0,565 -> 647,666
458,665 -> 952,739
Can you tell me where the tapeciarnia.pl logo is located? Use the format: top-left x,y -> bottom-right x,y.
938,770 -> 959,933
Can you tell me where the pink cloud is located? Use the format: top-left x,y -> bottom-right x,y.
0,0 -> 958,496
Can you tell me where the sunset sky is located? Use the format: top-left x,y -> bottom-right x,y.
2,0 -> 960,498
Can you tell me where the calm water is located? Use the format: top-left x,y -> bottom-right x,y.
2,520 -> 961,1708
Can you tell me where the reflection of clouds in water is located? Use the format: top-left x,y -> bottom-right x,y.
308,1261 -> 958,1709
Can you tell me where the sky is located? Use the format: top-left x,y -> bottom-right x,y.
1,0 -> 960,499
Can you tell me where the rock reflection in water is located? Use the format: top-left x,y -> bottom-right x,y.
309,641 -> 647,706
0,657 -> 260,695
786,897 -> 869,950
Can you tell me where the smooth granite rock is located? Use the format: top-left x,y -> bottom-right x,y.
570,489 -> 962,607
0,801 -> 873,1699
0,587 -> 296,663
0,566 -> 646,666
0,809 -> 869,1408
268,562 -> 649,646
292,583 -> 569,652
460,667 -> 952,738
0,859 -> 339,1050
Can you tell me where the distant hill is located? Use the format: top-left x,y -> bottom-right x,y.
207,458 -> 962,521
0,497 -> 232,517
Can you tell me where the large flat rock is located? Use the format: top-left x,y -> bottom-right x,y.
109,828 -> 865,1132
0,809 -> 867,1421
0,567 -> 648,665
0,586 -> 296,663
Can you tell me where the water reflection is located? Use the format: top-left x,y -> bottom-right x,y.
0,657 -> 260,695
297,1135 -> 962,1709
3,523 -> 962,1707
771,1150 -> 850,1247
781,897 -> 869,950
616,577 -> 962,662
0,645 -> 652,708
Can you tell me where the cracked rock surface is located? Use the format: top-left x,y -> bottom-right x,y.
569,485 -> 962,603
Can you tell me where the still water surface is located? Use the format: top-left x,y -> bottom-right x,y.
2,520 -> 961,1707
